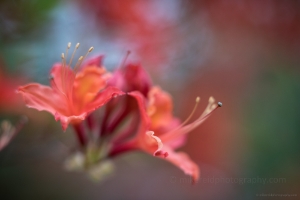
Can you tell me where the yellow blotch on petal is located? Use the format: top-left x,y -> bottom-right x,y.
73,66 -> 111,109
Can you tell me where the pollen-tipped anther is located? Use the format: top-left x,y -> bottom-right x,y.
196,96 -> 200,103
67,42 -> 71,49
88,47 -> 94,52
218,102 -> 222,107
73,56 -> 84,72
209,96 -> 215,104
69,43 -> 80,66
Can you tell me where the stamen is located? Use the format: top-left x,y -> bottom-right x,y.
161,96 -> 221,142
62,43 -> 71,92
180,96 -> 200,127
73,56 -> 83,72
119,50 -> 131,69
74,46 -> 94,72
200,96 -> 216,118
69,43 -> 80,67
88,47 -> 94,52
83,47 -> 94,61
61,53 -> 66,93
65,42 -> 71,66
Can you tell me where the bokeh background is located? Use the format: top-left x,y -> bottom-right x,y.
1,0 -> 300,199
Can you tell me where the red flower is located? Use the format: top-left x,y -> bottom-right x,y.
130,87 -> 221,183
17,43 -> 124,130
107,63 -> 221,182
38,58 -> 221,182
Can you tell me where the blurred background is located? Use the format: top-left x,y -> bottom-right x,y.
0,0 -> 300,199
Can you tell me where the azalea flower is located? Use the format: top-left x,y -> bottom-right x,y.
132,87 -> 222,183
65,63 -> 221,183
17,43 -> 124,130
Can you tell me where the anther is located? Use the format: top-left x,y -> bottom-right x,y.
218,102 -> 222,107
61,53 -> 65,59
73,56 -> 84,72
209,96 -> 215,103
67,42 -> 71,49
88,47 -> 94,52
69,43 -> 80,67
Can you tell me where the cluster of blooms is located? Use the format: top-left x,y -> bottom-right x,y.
17,43 -> 221,182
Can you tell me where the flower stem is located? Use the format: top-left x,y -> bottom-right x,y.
73,123 -> 86,147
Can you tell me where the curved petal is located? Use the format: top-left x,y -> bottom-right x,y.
109,63 -> 152,96
72,66 -> 112,113
147,86 -> 174,130
165,147 -> 200,183
128,91 -> 150,138
123,63 -> 152,96
55,112 -> 87,131
73,66 -> 111,106
82,55 -> 104,68
50,63 -> 75,95
84,86 -> 124,113
146,131 -> 168,158
17,83 -> 69,116
128,92 -> 168,156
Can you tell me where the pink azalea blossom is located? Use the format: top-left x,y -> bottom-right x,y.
68,63 -> 221,182
17,43 -> 124,130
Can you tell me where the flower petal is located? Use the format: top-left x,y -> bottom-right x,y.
109,63 -> 152,96
128,91 -> 150,137
73,66 -> 112,110
17,83 -> 69,116
128,92 -> 168,156
147,86 -> 174,130
146,131 -> 168,157
84,86 -> 125,113
50,63 -> 75,95
165,147 -> 200,183
82,55 -> 104,68
55,112 -> 87,131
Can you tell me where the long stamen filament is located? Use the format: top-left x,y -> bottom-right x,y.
74,47 -> 94,73
65,42 -> 71,66
73,56 -> 83,72
61,53 -> 66,94
180,96 -> 200,127
62,43 -> 71,92
159,96 -> 200,138
120,50 -> 131,69
162,97 -> 220,138
69,43 -> 80,67
61,53 -> 65,66
160,100 -> 222,142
